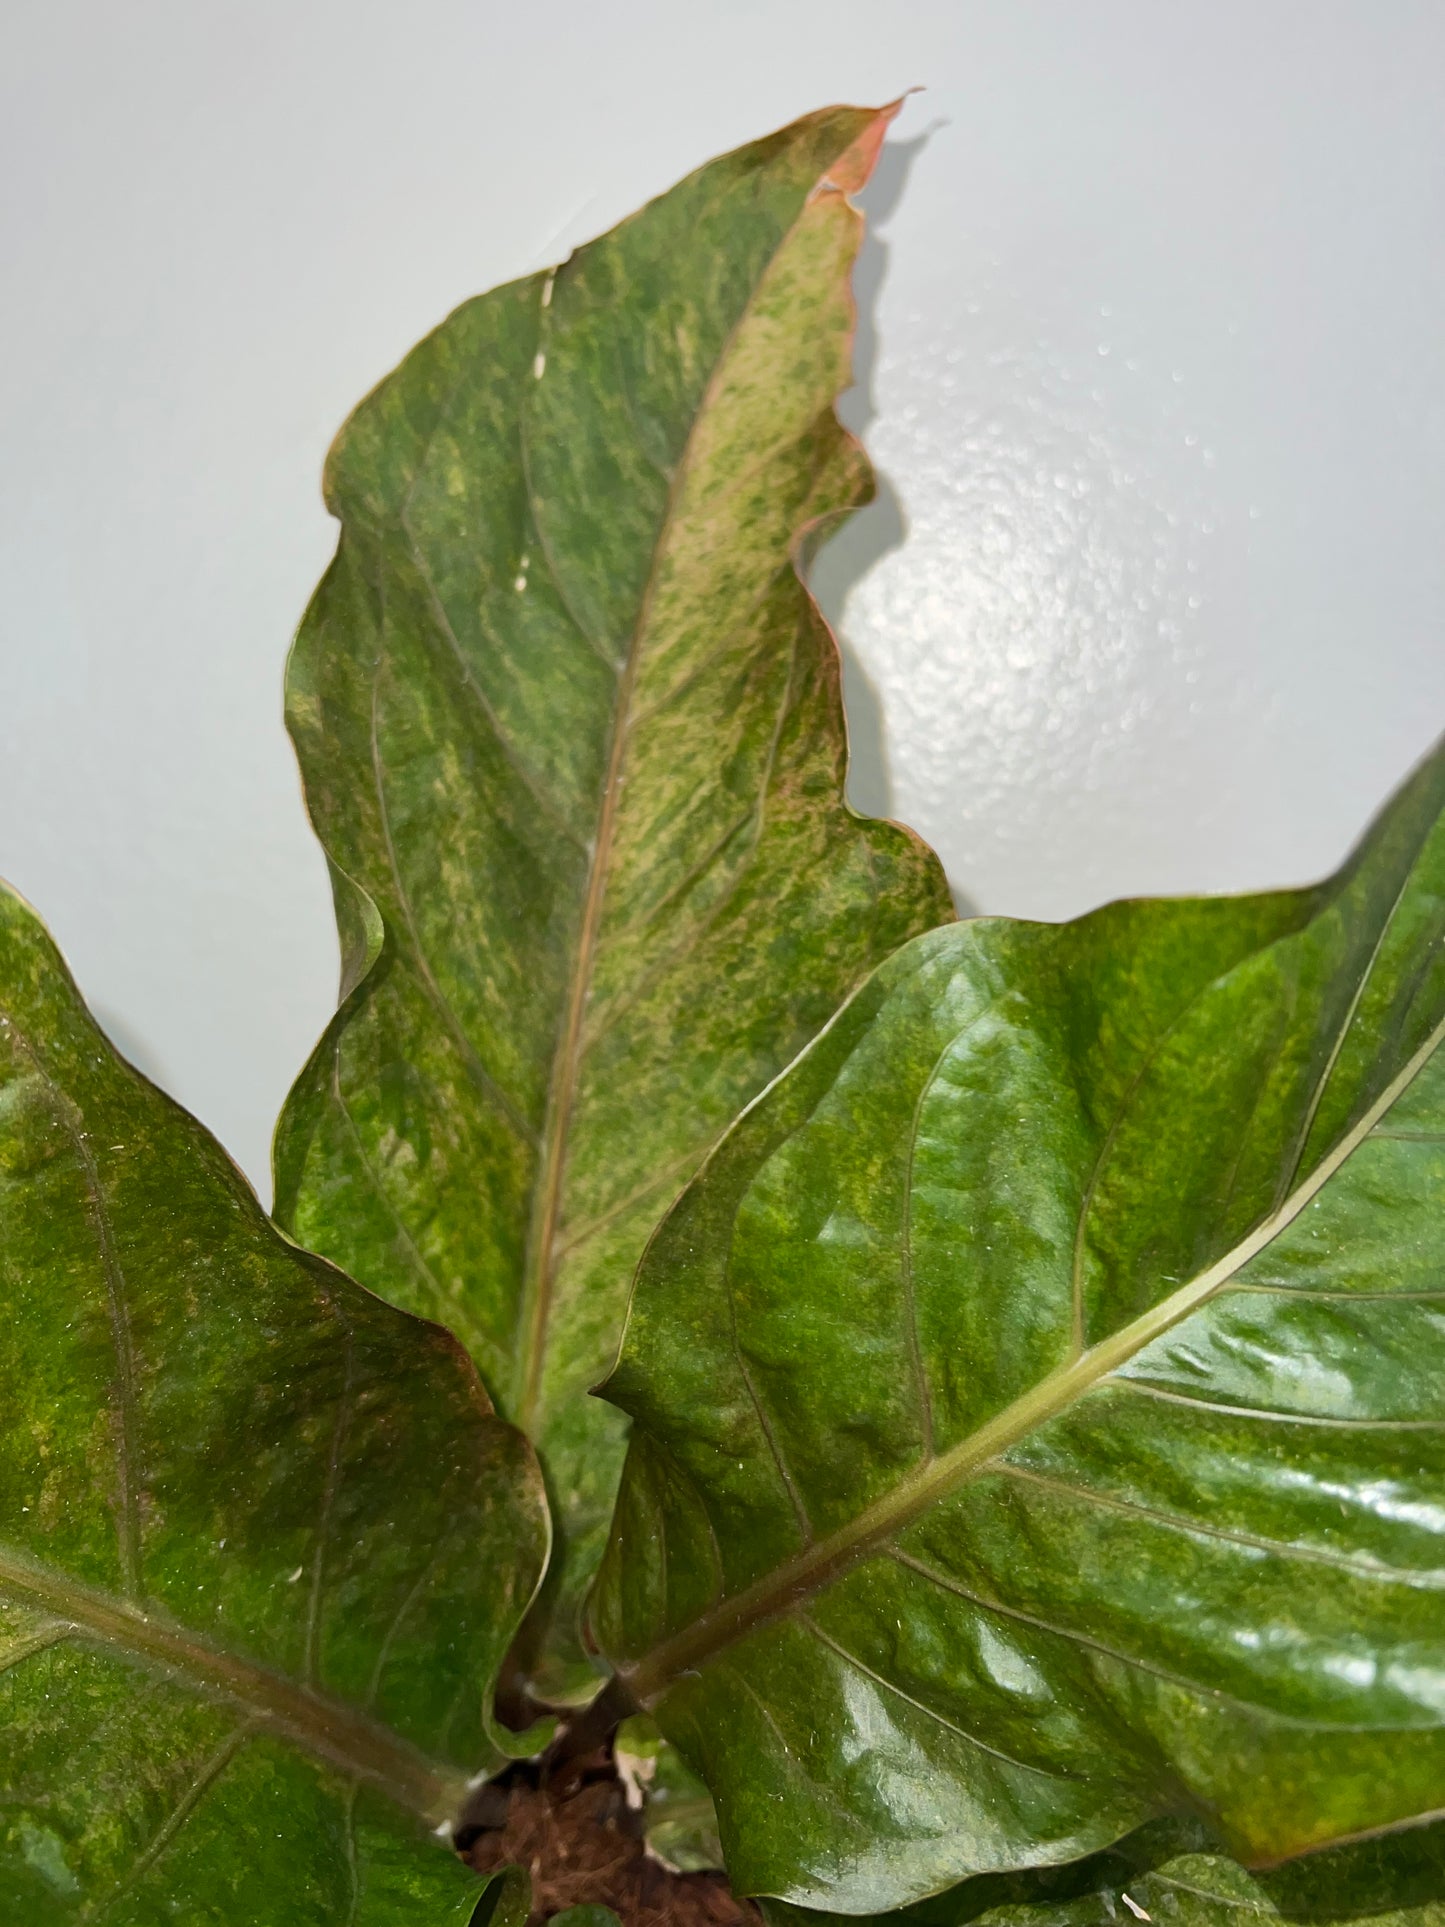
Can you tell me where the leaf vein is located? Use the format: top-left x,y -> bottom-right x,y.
798,1611 -> 1084,1781
888,1548 -> 1445,1727
76,1721 -> 253,1923
1276,845 -> 1428,1205
621,1008 -> 1445,1701
510,202 -> 823,1432
995,1462 -> 1445,1582
1105,1378 -> 1445,1430
305,1320 -> 356,1686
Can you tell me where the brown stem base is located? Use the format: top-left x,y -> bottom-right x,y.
460,1741 -> 756,1927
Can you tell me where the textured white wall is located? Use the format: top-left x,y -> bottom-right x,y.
3,1 -> 1443,1191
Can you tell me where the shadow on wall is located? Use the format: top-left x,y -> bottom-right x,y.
808,125 -> 975,918
93,1006 -> 177,1095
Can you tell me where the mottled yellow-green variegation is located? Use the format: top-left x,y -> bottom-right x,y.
596,734 -> 1445,1909
0,882 -> 548,1921
273,104 -> 952,1694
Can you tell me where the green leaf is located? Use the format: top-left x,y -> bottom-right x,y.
761,1819 -> 1445,1927
472,1864 -> 532,1927
272,103 -> 952,1694
0,882 -> 549,1921
593,736 -> 1445,1910
614,1714 -> 724,1872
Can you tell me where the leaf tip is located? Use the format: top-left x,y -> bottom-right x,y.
811,99 -> 902,201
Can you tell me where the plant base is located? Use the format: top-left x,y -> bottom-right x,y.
462,1748 -> 756,1927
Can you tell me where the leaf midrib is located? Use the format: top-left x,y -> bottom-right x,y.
0,1544 -> 468,1826
509,148 -> 869,1434
620,1007 -> 1445,1705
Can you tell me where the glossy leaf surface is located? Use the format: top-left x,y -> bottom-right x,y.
273,103 -> 952,1691
595,738 -> 1445,1909
763,1820 -> 1445,1927
0,883 -> 548,1920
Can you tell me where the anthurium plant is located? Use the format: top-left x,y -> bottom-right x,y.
2,102 -> 1442,1927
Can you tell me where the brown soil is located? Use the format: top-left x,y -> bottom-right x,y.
461,1750 -> 760,1927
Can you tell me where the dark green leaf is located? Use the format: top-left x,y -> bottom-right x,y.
594,737 -> 1445,1908
762,1820 -> 1445,1927
471,1864 -> 532,1927
273,104 -> 952,1693
0,882 -> 548,1920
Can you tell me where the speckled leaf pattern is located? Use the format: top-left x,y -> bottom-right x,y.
593,736 -> 1445,1911
0,882 -> 548,1921
761,1819 -> 1445,1927
272,104 -> 952,1690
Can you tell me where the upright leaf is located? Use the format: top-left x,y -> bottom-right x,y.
0,882 -> 548,1921
594,737 -> 1445,1909
273,103 -> 952,1690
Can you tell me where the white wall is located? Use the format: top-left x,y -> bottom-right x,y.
4,0 -> 1443,1192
